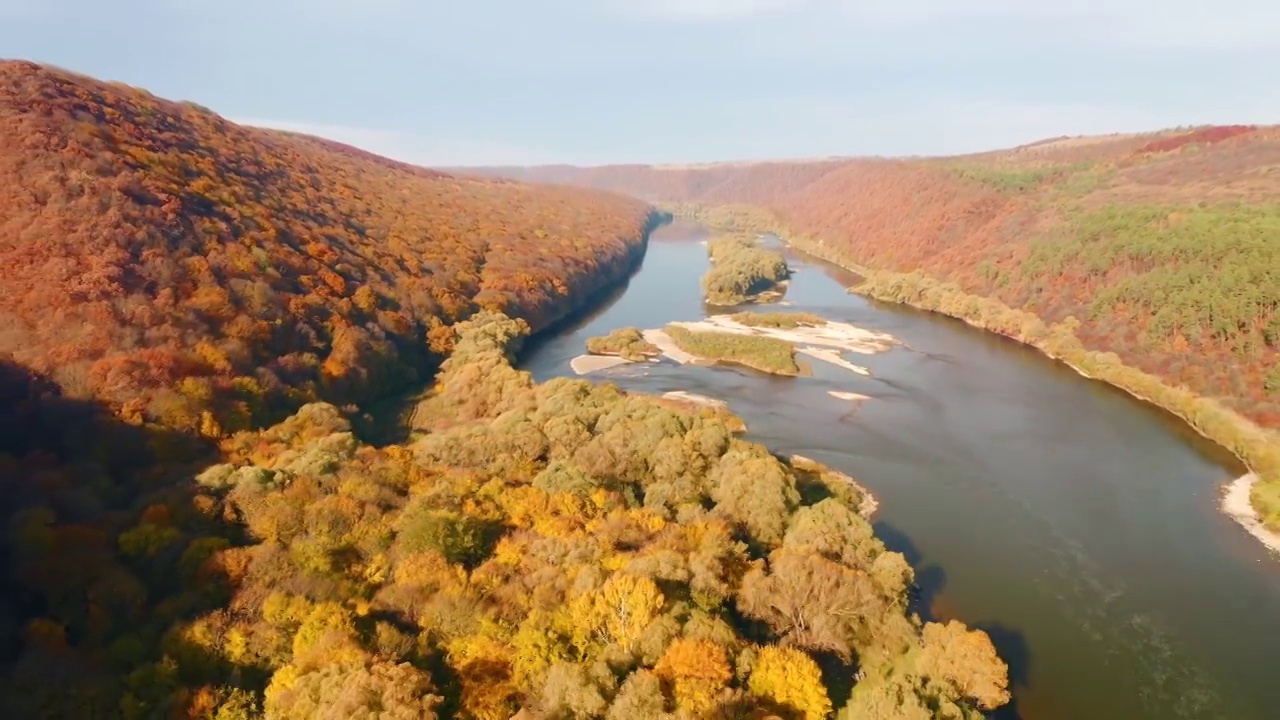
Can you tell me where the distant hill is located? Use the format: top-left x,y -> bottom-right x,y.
468,126 -> 1280,527
0,60 -> 657,435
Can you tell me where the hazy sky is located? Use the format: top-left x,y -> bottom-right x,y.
3,1 -> 1278,166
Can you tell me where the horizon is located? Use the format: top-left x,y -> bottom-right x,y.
3,1 -> 1279,166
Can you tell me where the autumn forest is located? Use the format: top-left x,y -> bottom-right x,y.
8,51 -> 1280,720
478,128 -> 1280,531
0,60 -> 1020,719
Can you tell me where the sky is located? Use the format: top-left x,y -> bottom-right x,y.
2,0 -> 1278,166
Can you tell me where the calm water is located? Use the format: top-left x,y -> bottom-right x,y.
520,222 -> 1280,720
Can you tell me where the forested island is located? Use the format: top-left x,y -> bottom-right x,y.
701,236 -> 791,306
664,325 -> 802,376
0,61 -> 1010,718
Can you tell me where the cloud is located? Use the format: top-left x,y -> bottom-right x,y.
234,118 -> 570,168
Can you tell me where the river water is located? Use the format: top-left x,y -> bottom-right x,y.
519,222 -> 1280,720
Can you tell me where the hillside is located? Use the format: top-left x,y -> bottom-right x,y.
0,60 -> 658,437
467,126 -> 1280,530
0,315 -> 1010,718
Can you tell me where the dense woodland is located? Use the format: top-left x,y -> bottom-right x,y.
700,237 -> 790,306
0,61 -> 1014,718
477,126 -> 1280,529
1,313 -> 1010,718
0,60 -> 658,437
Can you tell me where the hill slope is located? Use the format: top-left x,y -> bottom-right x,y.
468,127 -> 1280,529
0,60 -> 657,435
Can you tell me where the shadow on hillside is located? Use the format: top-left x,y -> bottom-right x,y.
0,357 -> 262,715
356,249 -> 643,448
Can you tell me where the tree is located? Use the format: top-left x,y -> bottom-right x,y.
918,621 -> 1010,711
738,550 -> 877,660
747,646 -> 832,720
710,445 -> 800,547
607,670 -> 671,720
654,638 -> 733,716
264,659 -> 441,720
541,662 -> 608,719
574,573 -> 665,654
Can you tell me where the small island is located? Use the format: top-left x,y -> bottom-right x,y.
664,324 -> 802,376
729,310 -> 827,328
701,235 -> 791,305
585,326 -> 661,360
571,326 -> 662,374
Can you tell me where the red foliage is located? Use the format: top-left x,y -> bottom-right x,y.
1135,125 -> 1255,155
493,125 -> 1280,427
0,61 -> 655,431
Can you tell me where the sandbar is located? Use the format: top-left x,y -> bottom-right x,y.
570,354 -> 633,375
798,347 -> 870,376
662,390 -> 728,409
670,315 -> 896,355
641,329 -> 698,364
1221,473 -> 1280,554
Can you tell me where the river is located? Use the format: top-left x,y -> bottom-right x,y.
518,221 -> 1280,720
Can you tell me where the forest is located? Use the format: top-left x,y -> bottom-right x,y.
1,314 -> 1010,718
0,60 -> 659,439
0,60 -> 1014,718
479,126 -> 1280,531
700,236 -> 791,306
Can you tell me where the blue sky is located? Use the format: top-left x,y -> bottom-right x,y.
3,1 -> 1278,166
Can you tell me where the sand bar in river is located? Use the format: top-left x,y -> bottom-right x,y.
1222,473 -> 1280,554
569,354 -> 634,375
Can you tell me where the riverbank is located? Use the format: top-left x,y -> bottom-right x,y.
662,203 -> 1280,552
787,453 -> 879,519
1222,473 -> 1280,554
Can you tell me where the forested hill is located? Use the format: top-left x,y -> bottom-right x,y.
466,127 -> 1280,528
0,60 -> 658,436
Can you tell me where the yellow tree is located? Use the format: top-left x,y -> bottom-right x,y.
572,572 -> 665,654
747,646 -> 832,720
653,637 -> 732,716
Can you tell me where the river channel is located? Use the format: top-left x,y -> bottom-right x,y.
519,221 -> 1280,720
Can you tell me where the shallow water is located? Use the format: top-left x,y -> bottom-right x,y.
520,222 -> 1280,720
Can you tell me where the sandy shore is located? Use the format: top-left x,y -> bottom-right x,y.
651,316 -> 893,376
798,347 -> 870,376
662,390 -> 728,409
642,329 -> 700,364
1221,473 -> 1280,554
828,390 -> 870,402
788,454 -> 879,519
672,315 -> 897,355
569,354 -> 635,375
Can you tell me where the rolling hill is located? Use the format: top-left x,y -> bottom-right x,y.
0,62 -> 1014,720
466,127 -> 1280,530
0,59 -> 659,436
